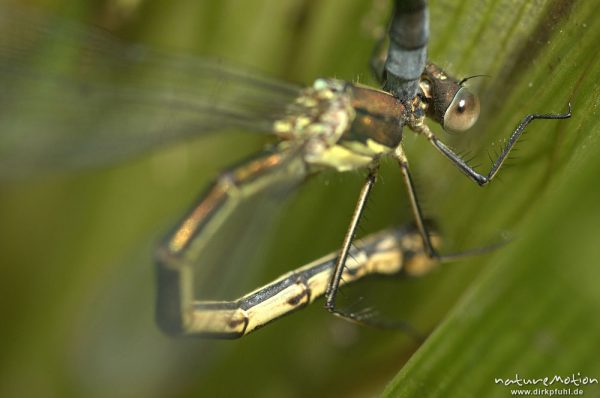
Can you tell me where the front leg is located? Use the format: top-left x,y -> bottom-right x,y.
415,104 -> 572,186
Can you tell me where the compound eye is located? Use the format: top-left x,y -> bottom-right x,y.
443,87 -> 480,132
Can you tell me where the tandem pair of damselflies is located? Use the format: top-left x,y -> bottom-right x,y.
0,1 -> 571,339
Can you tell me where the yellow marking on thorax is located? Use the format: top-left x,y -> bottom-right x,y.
305,145 -> 373,172
342,138 -> 394,157
305,138 -> 395,172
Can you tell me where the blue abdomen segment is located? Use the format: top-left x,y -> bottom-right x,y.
383,0 -> 428,103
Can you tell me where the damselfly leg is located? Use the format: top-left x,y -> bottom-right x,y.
324,166 -> 379,319
416,105 -> 573,187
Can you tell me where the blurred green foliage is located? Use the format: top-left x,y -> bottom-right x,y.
0,0 -> 598,397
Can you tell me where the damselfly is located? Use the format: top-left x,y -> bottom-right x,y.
0,1 -> 571,339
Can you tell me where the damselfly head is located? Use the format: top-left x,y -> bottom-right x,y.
420,63 -> 480,133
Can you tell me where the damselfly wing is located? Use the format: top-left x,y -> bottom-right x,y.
0,4 -> 300,178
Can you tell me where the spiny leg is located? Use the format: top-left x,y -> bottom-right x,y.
155,148 -> 307,336
323,167 -> 438,337
416,104 -> 572,186
396,104 -> 572,260
324,165 -> 378,319
393,144 -> 438,259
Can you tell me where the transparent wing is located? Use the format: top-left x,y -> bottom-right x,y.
0,4 -> 301,178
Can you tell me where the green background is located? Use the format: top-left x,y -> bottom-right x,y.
1,0 -> 598,397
